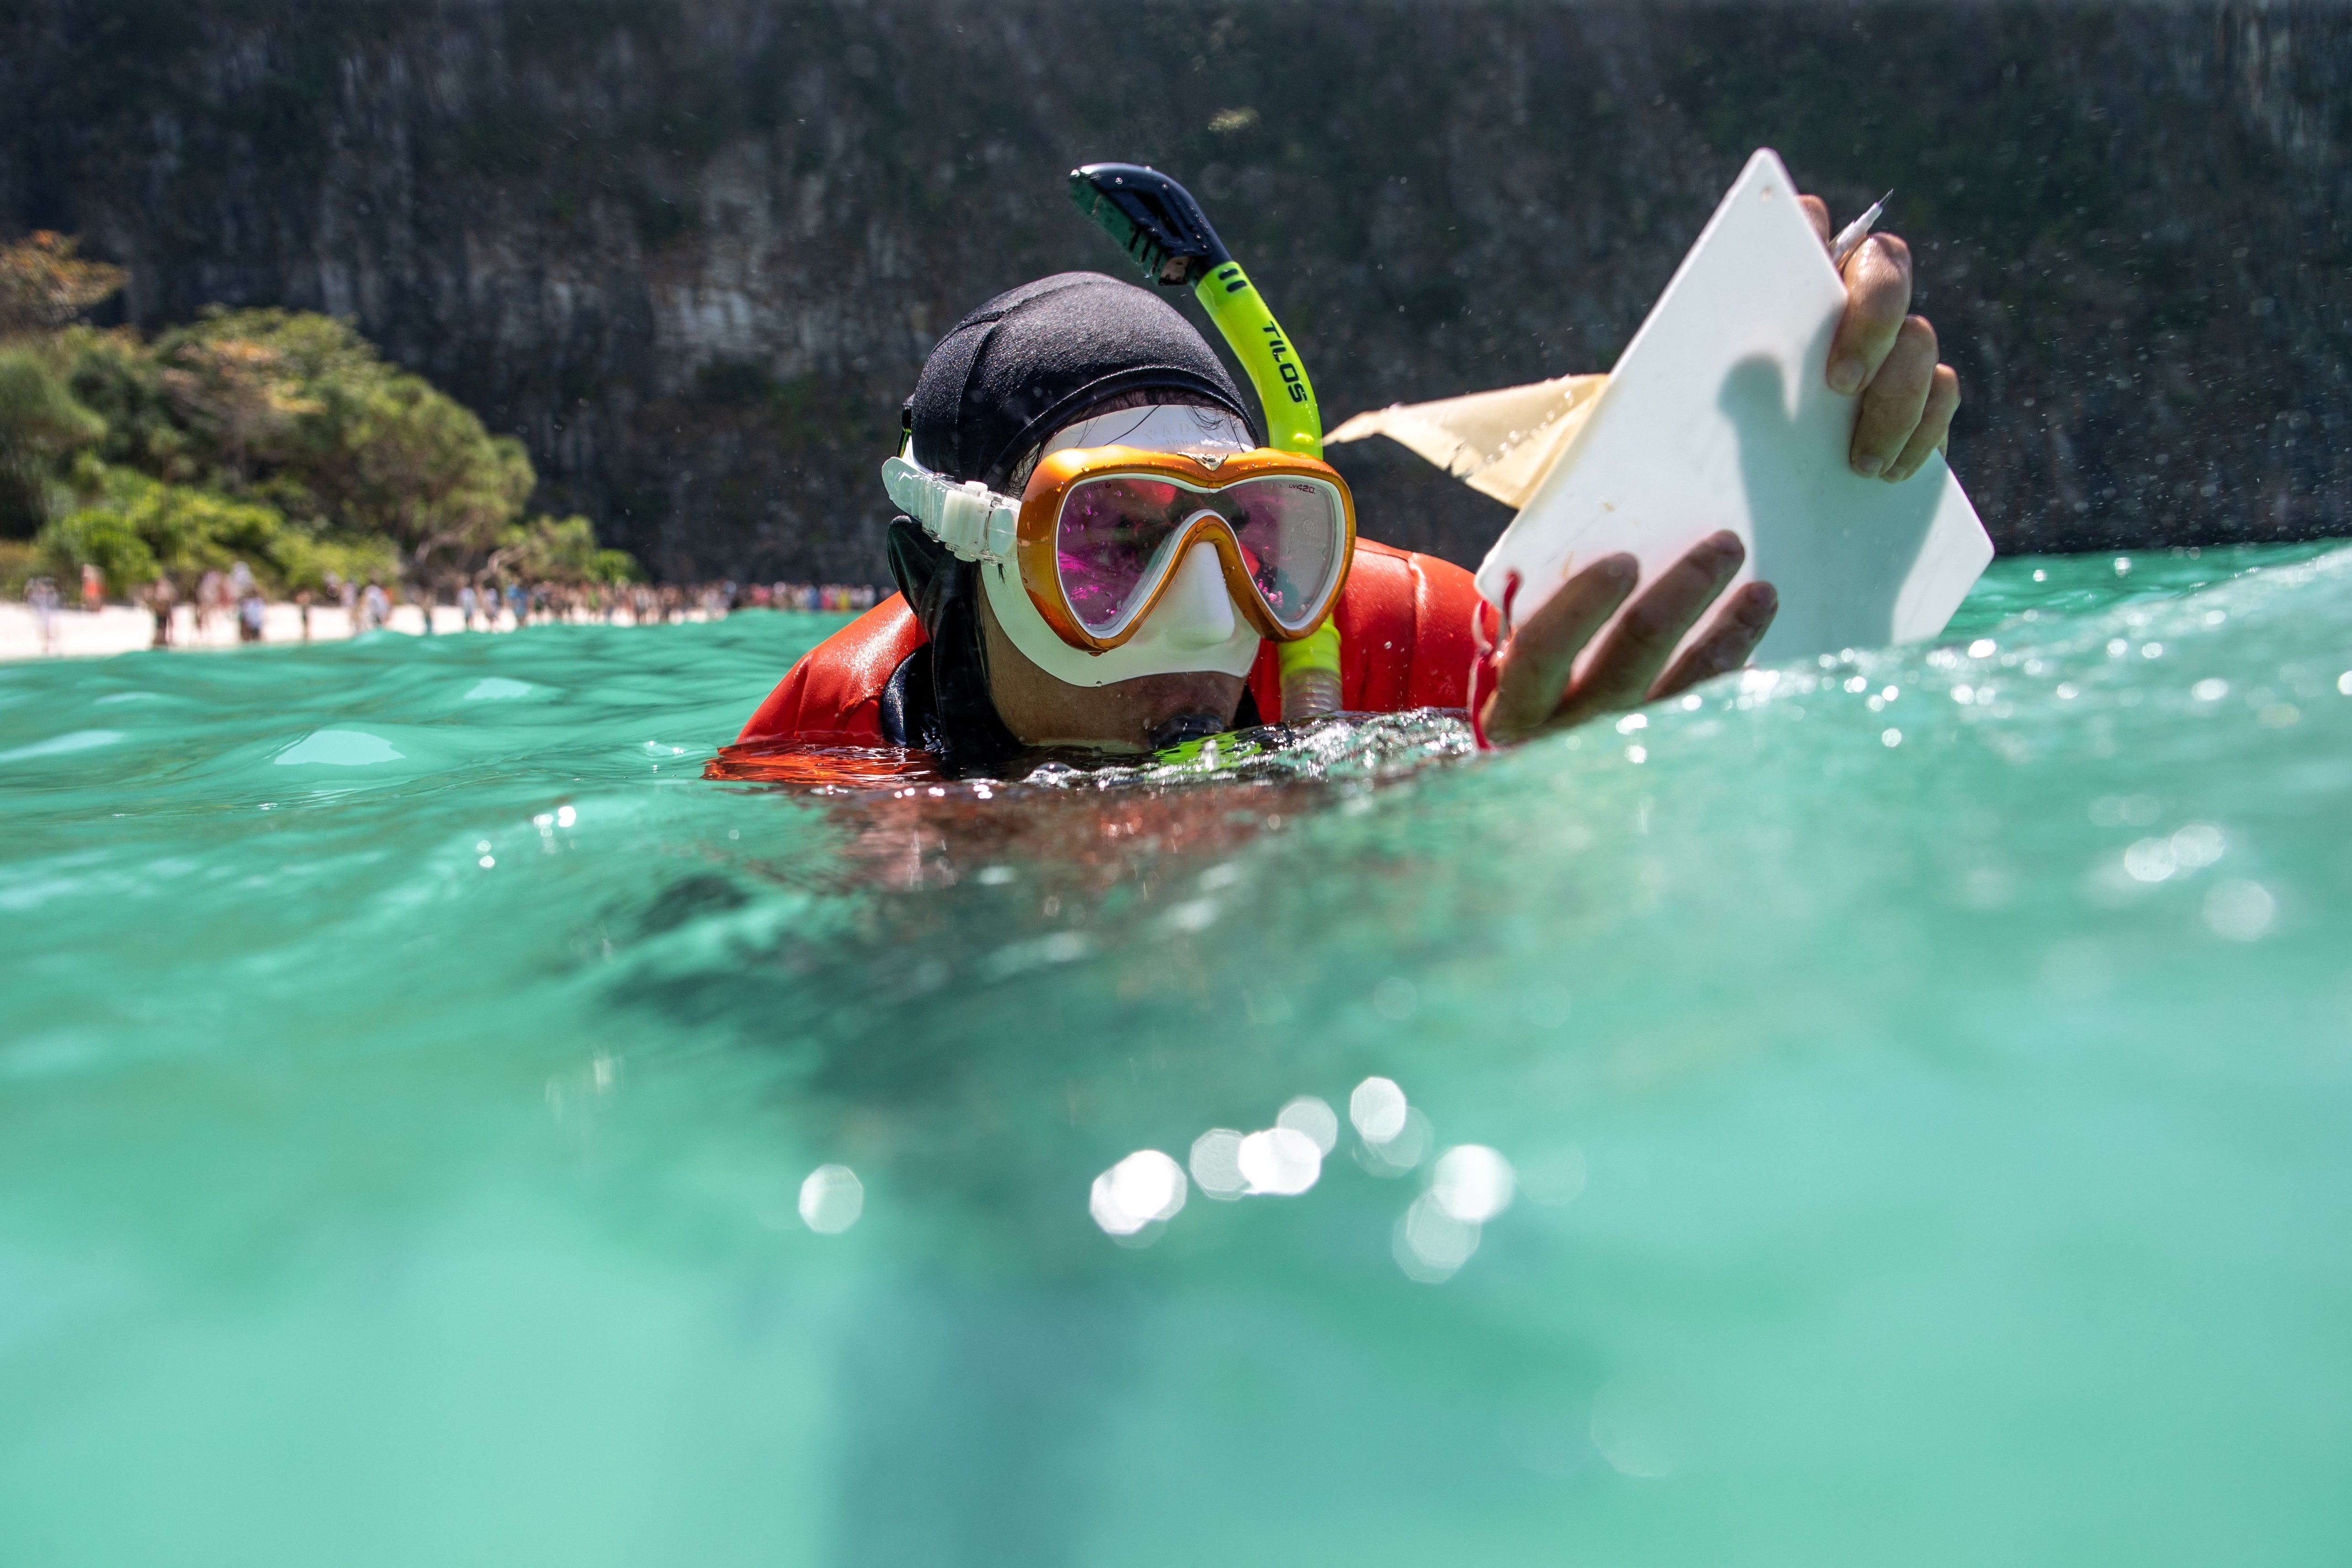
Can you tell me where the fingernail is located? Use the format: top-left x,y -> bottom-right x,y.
1829,359 -> 1864,394
1852,452 -> 1885,478
1706,530 -> 1742,556
1600,553 -> 1638,581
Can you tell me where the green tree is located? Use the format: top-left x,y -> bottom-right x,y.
0,347 -> 106,536
488,513 -> 641,585
62,325 -> 199,482
0,232 -> 126,340
36,468 -> 397,595
35,508 -> 156,591
149,309 -> 538,579
338,375 -> 535,579
8,245 -> 642,597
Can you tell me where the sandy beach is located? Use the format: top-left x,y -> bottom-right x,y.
0,600 -> 678,661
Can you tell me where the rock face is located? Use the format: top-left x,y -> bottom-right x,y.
3,0 -> 2343,578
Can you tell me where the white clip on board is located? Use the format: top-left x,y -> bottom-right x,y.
1473,149 -> 1994,668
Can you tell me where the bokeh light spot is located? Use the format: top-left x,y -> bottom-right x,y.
1394,1191 -> 1480,1281
1090,1149 -> 1188,1237
1590,1380 -> 1683,1478
1238,1127 -> 1321,1196
1188,1129 -> 1248,1200
1350,1077 -> 1408,1143
1276,1095 -> 1340,1154
799,1164 -> 864,1233
2205,880 -> 2276,941
1371,977 -> 1418,1021
1431,1145 -> 1517,1223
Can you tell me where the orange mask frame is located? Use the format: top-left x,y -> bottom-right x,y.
1013,445 -> 1357,653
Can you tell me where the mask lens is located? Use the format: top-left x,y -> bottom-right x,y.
1051,465 -> 1348,638
1219,478 -> 1345,630
1054,476 -> 1189,633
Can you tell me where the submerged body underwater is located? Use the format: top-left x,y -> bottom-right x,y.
2,543 -> 2348,1564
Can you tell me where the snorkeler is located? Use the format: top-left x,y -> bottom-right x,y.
736,170 -> 1955,771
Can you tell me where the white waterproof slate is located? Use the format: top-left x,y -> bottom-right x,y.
1474,148 -> 1993,670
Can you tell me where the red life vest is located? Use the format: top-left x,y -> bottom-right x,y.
734,538 -> 1482,746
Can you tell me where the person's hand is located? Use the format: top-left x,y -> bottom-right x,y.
1798,196 -> 1960,483
1479,532 -> 1778,744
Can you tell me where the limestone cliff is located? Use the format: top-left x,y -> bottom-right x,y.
3,0 -> 2342,578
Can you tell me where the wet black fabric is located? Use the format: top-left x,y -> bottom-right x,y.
881,517 -> 1020,769
885,272 -> 1254,771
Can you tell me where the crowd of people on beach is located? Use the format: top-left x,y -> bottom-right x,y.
12,567 -> 884,656
439,579 -> 879,629
123,559 -> 273,648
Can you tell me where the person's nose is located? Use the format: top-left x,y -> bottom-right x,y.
1150,539 -> 1241,650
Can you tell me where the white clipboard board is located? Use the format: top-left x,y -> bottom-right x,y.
1473,149 -> 1993,668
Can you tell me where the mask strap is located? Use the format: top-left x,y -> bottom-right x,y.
880,454 -> 1018,564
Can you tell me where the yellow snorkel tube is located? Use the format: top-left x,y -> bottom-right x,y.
1068,163 -> 1345,720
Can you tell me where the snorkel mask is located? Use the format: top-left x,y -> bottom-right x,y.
883,403 -> 1356,687
882,164 -> 1349,715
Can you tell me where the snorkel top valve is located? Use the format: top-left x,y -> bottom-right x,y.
1066,163 -> 1233,287
1068,161 -> 1343,719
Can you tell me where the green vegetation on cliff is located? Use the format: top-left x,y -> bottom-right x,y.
0,233 -> 635,599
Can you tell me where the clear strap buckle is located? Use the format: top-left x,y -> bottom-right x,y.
881,456 -> 1016,563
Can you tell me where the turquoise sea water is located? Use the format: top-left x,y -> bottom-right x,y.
3,545 -> 2349,1566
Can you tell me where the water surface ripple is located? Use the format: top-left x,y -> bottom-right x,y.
3,545 -> 2349,1565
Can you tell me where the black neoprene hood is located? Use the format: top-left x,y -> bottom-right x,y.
906,271 -> 1256,487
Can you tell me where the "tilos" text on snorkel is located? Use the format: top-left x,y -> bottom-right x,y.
1260,322 -> 1309,404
